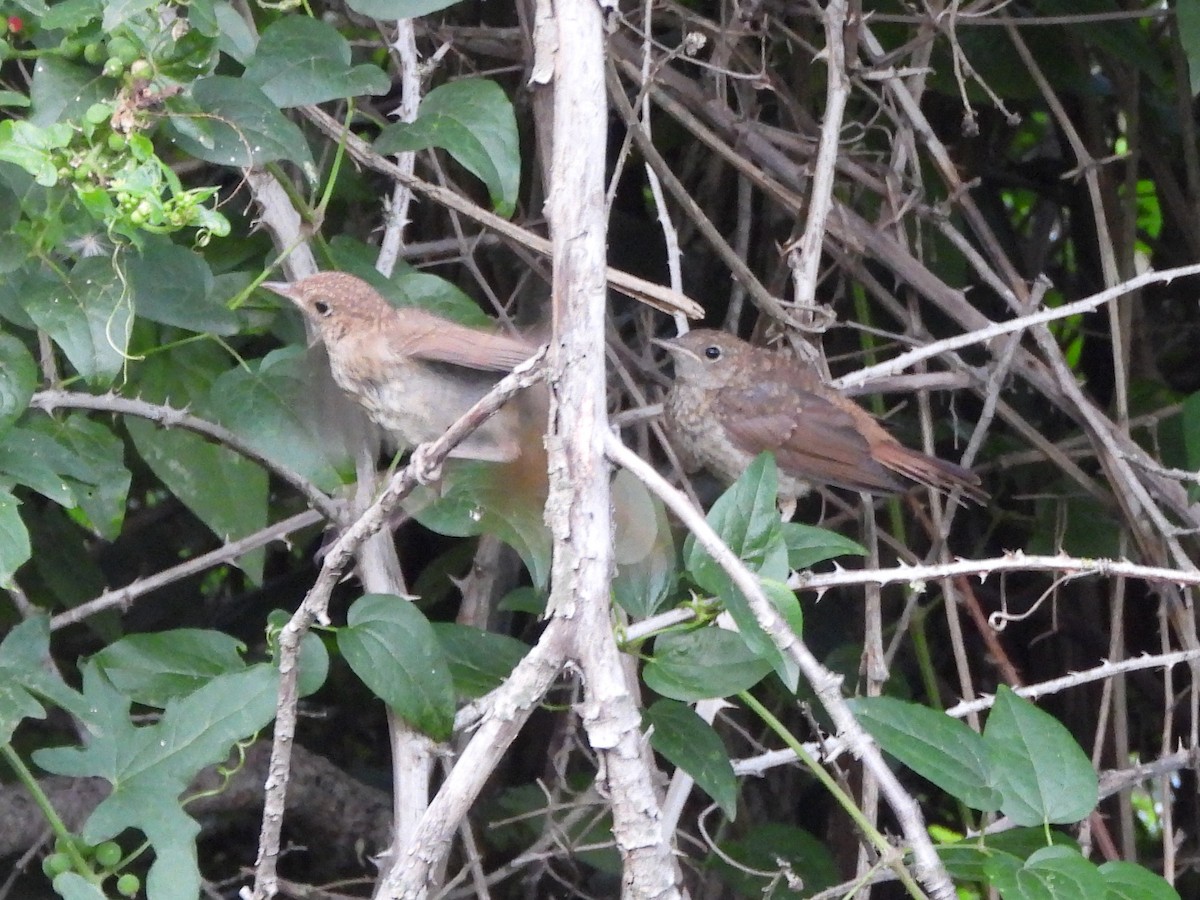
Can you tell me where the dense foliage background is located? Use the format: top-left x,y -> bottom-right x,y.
1,0 -> 1200,897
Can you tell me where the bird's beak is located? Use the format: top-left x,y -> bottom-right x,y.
651,335 -> 681,353
261,281 -> 298,304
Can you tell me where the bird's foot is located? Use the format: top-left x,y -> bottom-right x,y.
410,443 -> 444,485
778,497 -> 797,522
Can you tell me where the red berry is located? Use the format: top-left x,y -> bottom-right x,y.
7,15 -> 23,32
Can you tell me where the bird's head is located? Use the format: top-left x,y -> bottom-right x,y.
263,272 -> 390,342
655,329 -> 749,390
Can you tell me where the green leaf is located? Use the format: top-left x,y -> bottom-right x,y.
0,617 -> 92,742
91,630 -> 250,708
102,0 -> 158,31
25,508 -> 111,629
681,455 -> 799,685
27,414 -> 130,540
714,823 -> 839,897
847,695 -> 1002,812
52,873 -> 108,900
0,332 -> 35,435
343,0 -> 462,24
1029,491 -> 1121,558
41,0 -> 101,31
0,426 -> 79,506
266,609 -> 330,699
643,628 -> 772,702
1098,860 -> 1180,900
685,453 -> 786,592
431,623 -> 528,699
124,342 -> 268,580
780,521 -> 865,569
497,586 -> 545,614
410,460 -> 550,589
244,17 -> 390,108
0,119 -> 69,185
28,57 -> 110,129
34,662 -> 283,900
984,845 -> 1105,900
156,19 -> 219,82
202,348 -> 350,493
938,828 -> 1073,883
337,594 -> 455,740
20,258 -> 132,384
983,686 -> 1098,826
645,699 -> 737,819
167,76 -> 315,170
213,0 -> 256,63
126,419 -> 268,581
126,239 -> 239,334
375,79 -> 520,217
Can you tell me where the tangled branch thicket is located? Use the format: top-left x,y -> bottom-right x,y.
5,0 -> 1200,897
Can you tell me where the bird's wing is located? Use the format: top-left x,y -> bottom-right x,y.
391,309 -> 536,371
718,379 -> 912,494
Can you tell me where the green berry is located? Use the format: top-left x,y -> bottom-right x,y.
116,873 -> 140,897
93,841 -> 122,868
42,852 -> 72,877
83,41 -> 104,64
107,132 -> 127,152
84,102 -> 112,125
102,57 -> 124,78
107,36 -> 138,66
128,58 -> 151,79
58,37 -> 84,58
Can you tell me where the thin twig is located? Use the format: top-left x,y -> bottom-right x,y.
29,390 -> 342,523
49,510 -> 324,631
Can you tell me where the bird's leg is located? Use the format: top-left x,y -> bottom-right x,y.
409,442 -> 444,486
778,497 -> 797,522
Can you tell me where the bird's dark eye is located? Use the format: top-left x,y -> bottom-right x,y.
313,300 -> 332,317
704,345 -> 722,360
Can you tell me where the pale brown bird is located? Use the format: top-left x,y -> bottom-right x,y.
264,272 -> 543,463
658,330 -> 985,505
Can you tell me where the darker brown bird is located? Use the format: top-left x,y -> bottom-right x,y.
264,272 -> 543,463
658,330 -> 985,504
